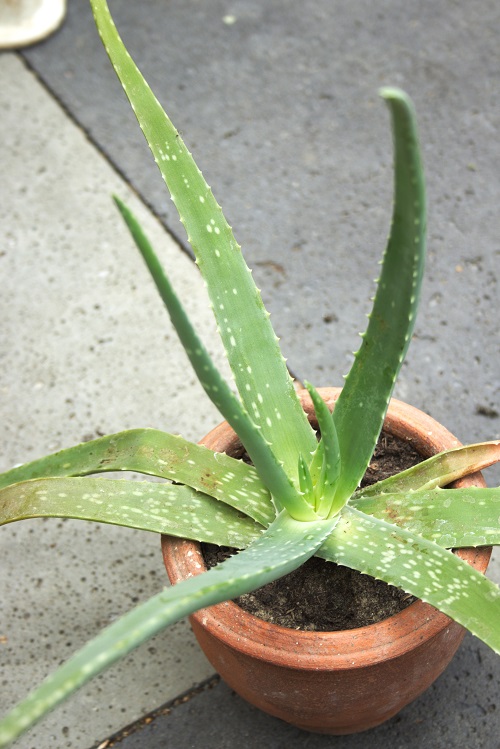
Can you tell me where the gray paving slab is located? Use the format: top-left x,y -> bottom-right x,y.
1,53 -> 224,749
1,0 -> 499,747
99,634 -> 500,749
22,0 -> 500,470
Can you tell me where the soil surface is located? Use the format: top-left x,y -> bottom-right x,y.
203,431 -> 423,631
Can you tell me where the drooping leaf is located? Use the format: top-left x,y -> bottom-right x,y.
319,506 -> 500,655
332,88 -> 426,502
0,510 -> 337,747
352,486 -> 500,548
90,0 -> 317,484
0,476 -> 263,547
354,440 -> 500,498
0,429 -> 274,526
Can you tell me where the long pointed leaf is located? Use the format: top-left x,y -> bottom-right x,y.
0,477 -> 263,547
0,429 -> 274,526
354,440 -> 500,498
113,197 -> 313,519
352,487 -> 500,548
319,506 -> 500,654
308,438 -> 325,489
297,454 -> 315,499
0,510 -> 337,747
304,382 -> 342,516
333,88 -> 426,501
90,0 -> 317,482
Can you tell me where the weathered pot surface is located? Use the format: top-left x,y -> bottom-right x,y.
162,388 -> 492,734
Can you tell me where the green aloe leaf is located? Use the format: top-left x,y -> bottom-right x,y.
90,0 -> 317,483
297,454 -> 315,501
0,510 -> 337,748
354,440 -> 500,498
0,477 -> 263,547
304,382 -> 342,517
0,429 -> 274,526
308,438 -> 325,489
319,506 -> 500,654
332,88 -> 426,502
352,487 -> 500,548
113,197 -> 315,521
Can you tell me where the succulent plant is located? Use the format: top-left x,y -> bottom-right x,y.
0,0 -> 499,745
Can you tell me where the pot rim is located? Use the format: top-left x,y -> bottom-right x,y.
161,388 -> 492,671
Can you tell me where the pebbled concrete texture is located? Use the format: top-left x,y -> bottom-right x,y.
0,53 -> 222,749
0,0 -> 498,747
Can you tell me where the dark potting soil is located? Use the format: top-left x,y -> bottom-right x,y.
203,431 -> 423,631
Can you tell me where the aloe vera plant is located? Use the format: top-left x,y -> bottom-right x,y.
0,0 -> 499,745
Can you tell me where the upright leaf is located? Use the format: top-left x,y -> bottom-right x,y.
90,0 -> 317,482
305,382 -> 342,517
333,88 -> 426,501
114,198 -> 313,519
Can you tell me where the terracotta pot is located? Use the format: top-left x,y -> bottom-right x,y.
161,387 -> 492,734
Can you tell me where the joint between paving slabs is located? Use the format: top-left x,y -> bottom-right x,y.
91,675 -> 221,748
17,49 -> 195,266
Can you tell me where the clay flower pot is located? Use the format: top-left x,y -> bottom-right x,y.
162,388 -> 492,734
